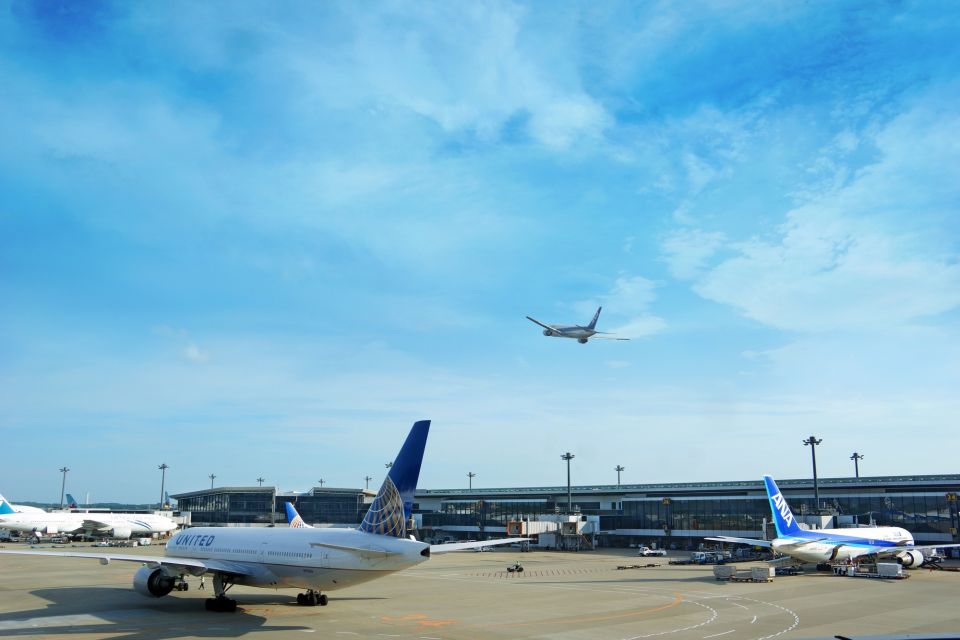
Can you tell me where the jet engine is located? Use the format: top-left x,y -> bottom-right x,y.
577,337 -> 588,344
133,566 -> 176,598
896,550 -> 924,568
111,525 -> 132,539
543,329 -> 553,336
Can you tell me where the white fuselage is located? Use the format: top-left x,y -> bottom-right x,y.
544,325 -> 595,340
773,526 -> 914,564
166,527 -> 430,591
0,511 -> 177,536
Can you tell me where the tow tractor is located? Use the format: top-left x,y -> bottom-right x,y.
507,562 -> 524,573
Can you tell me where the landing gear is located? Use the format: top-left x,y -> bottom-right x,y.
204,573 -> 237,612
296,590 -> 328,606
175,576 -> 189,592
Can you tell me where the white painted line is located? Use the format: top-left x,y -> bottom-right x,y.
751,615 -> 757,624
703,631 -> 735,638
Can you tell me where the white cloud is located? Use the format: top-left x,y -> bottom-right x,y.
183,344 -> 210,364
577,275 -> 667,338
687,92 -> 960,332
661,228 -> 727,280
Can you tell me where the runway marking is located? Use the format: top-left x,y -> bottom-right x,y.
751,615 -> 757,624
704,631 -> 735,638
623,599 -> 718,639
483,592 -> 684,629
725,599 -> 749,610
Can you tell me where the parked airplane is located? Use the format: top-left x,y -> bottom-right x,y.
0,420 -> 525,611
284,502 -> 310,528
0,493 -> 46,515
526,306 -> 629,343
0,496 -> 177,541
707,475 -> 960,568
65,494 -> 79,509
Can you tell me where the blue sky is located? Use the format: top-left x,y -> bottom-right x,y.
2,1 -> 959,503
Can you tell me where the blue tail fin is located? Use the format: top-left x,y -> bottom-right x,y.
588,307 -> 602,330
763,475 -> 802,537
0,494 -> 16,515
358,420 -> 430,537
285,502 -> 311,528
66,494 -> 78,508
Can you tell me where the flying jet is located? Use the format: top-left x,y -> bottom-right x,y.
0,420 -> 525,611
707,475 -> 960,568
526,306 -> 629,343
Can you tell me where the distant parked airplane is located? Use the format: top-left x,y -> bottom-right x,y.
526,306 -> 629,343
707,475 -> 960,568
0,493 -> 46,515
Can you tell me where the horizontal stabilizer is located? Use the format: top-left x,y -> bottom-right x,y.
430,538 -> 529,554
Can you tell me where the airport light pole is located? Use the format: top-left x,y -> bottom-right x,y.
850,452 -> 863,479
209,473 -> 216,489
468,471 -> 476,490
58,466 -> 69,509
318,478 -> 325,487
364,475 -> 372,490
385,462 -> 393,470
803,436 -> 823,510
158,463 -> 169,509
257,476 -> 264,487
615,465 -> 625,488
561,452 -> 575,513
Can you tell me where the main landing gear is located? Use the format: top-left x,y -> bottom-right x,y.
296,590 -> 328,606
204,573 -> 238,612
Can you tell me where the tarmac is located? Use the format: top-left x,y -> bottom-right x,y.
0,544 -> 958,639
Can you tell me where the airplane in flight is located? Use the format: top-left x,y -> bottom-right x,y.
526,306 -> 629,343
0,420 -> 525,611
0,494 -> 177,541
707,475 -> 960,568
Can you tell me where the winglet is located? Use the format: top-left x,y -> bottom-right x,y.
0,494 -> 16,516
358,420 -> 430,537
763,475 -> 802,537
587,307 -> 602,330
285,502 -> 311,528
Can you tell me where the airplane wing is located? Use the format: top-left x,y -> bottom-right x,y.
308,542 -> 400,559
705,536 -> 773,548
430,538 -> 529,554
81,518 -> 116,531
0,549 -> 257,577
525,316 -> 555,331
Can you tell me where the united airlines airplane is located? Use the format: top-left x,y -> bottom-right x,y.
0,420 -> 524,611
526,306 -> 629,343
707,475 -> 960,568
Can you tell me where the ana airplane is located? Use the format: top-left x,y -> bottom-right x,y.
0,420 -> 525,611
0,493 -> 46,515
0,495 -> 177,541
707,475 -> 960,568
526,306 -> 629,343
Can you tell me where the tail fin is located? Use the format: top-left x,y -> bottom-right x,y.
587,307 -> 602,330
358,420 -> 430,537
0,494 -> 16,515
66,494 -> 78,508
763,475 -> 802,537
285,502 -> 312,528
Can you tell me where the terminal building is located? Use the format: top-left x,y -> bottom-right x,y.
173,474 -> 960,549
